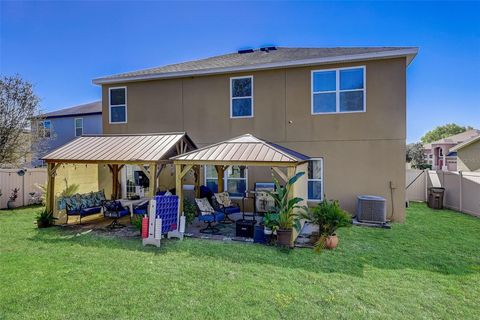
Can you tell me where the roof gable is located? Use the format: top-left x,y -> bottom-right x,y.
42,133 -> 196,164
171,134 -> 309,164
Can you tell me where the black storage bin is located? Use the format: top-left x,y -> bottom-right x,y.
235,219 -> 255,238
428,187 -> 445,209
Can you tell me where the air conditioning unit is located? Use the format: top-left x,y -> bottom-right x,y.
356,195 -> 386,223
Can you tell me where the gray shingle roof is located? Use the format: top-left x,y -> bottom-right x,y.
93,47 -> 418,84
42,101 -> 102,118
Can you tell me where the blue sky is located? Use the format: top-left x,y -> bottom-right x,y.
1,1 -> 479,142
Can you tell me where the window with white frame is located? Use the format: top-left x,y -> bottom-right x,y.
204,165 -> 247,197
109,87 -> 127,123
312,66 -> 365,114
308,158 -> 323,201
225,166 -> 247,197
39,120 -> 51,138
230,76 -> 253,118
205,165 -> 222,192
74,118 -> 83,137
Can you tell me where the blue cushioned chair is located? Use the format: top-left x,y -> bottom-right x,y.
212,192 -> 241,224
132,200 -> 149,216
102,200 -> 130,229
194,198 -> 225,234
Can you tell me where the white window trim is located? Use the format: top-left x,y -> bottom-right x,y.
307,158 -> 324,202
230,75 -> 254,119
204,165 -> 248,199
74,117 -> 83,137
41,120 -> 52,138
109,86 -> 128,124
311,66 -> 366,115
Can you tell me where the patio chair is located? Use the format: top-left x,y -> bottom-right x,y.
199,185 -> 214,204
132,200 -> 149,216
213,191 -> 241,223
102,200 -> 130,229
194,198 -> 225,234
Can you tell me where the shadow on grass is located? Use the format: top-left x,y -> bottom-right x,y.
28,203 -> 480,277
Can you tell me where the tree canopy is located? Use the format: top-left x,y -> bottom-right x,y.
406,142 -> 429,169
420,123 -> 473,144
0,75 -> 44,167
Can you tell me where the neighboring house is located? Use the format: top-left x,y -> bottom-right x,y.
423,129 -> 480,171
450,135 -> 480,172
92,46 -> 418,221
31,101 -> 102,167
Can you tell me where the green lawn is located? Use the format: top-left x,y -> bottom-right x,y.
1,203 -> 479,320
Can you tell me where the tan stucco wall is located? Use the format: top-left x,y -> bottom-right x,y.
102,57 -> 407,221
457,141 -> 480,172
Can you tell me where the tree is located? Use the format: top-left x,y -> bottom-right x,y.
0,75 -> 45,167
406,142 -> 429,169
420,123 -> 474,144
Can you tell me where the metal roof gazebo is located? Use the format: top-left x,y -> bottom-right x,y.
42,132 -> 196,216
171,134 -> 311,242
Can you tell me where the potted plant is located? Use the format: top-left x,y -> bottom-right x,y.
267,172 -> 306,248
36,209 -> 57,228
7,188 -> 19,209
300,199 -> 351,252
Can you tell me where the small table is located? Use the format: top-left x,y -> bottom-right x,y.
119,197 -> 150,218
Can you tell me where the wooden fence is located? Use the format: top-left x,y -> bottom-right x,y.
406,169 -> 480,217
0,168 -> 47,209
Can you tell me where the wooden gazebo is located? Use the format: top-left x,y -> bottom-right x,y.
171,134 -> 310,240
42,133 -> 196,215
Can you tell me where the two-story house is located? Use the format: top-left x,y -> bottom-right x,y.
423,129 -> 480,171
32,101 -> 102,167
93,47 -> 418,221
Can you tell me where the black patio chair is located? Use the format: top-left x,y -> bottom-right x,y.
102,200 -> 130,229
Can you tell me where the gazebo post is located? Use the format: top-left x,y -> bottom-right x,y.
149,163 -> 158,197
194,165 -> 201,198
176,164 -> 184,215
46,162 -> 56,215
215,165 -> 225,192
175,164 -> 193,215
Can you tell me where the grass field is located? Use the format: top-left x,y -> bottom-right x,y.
1,203 -> 479,319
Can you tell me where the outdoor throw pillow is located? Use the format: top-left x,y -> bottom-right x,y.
195,198 -> 214,215
214,192 -> 231,207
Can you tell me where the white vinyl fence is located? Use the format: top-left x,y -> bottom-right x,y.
0,168 -> 47,209
406,169 -> 480,217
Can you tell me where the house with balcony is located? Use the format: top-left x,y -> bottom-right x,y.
87,46 -> 417,222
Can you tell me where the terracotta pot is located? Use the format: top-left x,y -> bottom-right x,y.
324,234 -> 339,249
276,228 -> 293,248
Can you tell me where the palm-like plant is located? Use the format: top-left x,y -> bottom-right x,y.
300,199 -> 351,252
267,171 -> 306,231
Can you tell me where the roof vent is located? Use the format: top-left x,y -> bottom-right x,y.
238,48 -> 254,54
260,46 -> 277,52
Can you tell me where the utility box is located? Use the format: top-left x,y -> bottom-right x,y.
427,187 -> 445,210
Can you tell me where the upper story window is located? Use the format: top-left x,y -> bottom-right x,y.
230,76 -> 253,118
74,118 -> 83,137
109,87 -> 127,123
311,66 -> 365,114
39,120 -> 51,138
308,158 -> 323,201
